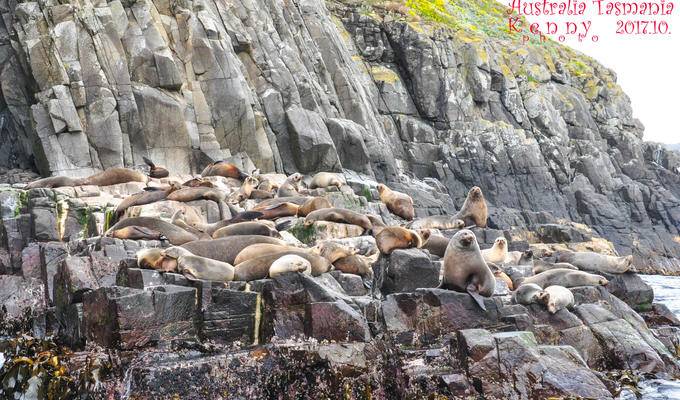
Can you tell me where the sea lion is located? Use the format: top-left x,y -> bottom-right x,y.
181,236 -> 286,264
309,172 -> 346,189
212,221 -> 281,239
79,168 -> 148,186
408,216 -> 465,230
181,177 -> 214,188
106,217 -> 197,245
229,176 -> 259,203
537,285 -> 574,314
512,283 -> 544,305
166,186 -> 228,204
422,234 -> 449,257
304,208 -> 372,232
250,189 -> 274,200
190,211 -> 265,236
333,254 -> 374,280
25,176 -> 79,189
453,186 -> 488,228
532,259 -> 578,274
365,214 -> 387,235
313,241 -> 357,263
234,243 -> 303,265
377,184 -> 415,221
253,196 -> 311,210
255,173 -> 287,190
269,255 -> 311,278
201,161 -> 248,180
161,246 -> 235,282
441,229 -> 495,310
556,251 -> 635,274
143,156 -> 169,178
319,236 -> 379,257
276,173 -> 303,197
297,197 -> 332,217
488,262 -> 514,290
504,250 -> 534,266
136,248 -> 165,270
114,184 -> 180,219
170,210 -> 211,240
110,226 -> 166,241
374,226 -> 427,254
259,202 -> 300,220
234,250 -> 332,281
481,237 -> 509,264
518,268 -> 608,289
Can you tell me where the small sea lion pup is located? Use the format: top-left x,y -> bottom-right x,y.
277,173 -> 303,197
377,184 -> 415,221
518,268 -> 608,289
556,251 -> 635,274
304,208 -> 372,232
161,246 -> 235,282
333,254 -> 374,282
536,285 -> 575,314
408,216 -> 464,231
422,234 -> 449,257
313,241 -> 357,263
229,176 -> 259,203
78,168 -> 149,186
505,250 -> 533,266
201,161 -> 249,180
374,226 -> 429,254
309,172 -> 346,189
441,229 -> 495,310
453,186 -> 488,228
481,237 -> 509,264
143,156 -> 169,178
269,255 -> 311,278
512,283 -> 544,306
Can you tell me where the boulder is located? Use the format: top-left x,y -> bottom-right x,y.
374,249 -> 440,295
285,107 -> 342,173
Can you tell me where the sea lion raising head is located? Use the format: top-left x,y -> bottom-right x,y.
377,184 -> 415,221
143,156 -> 170,178
453,186 -> 488,228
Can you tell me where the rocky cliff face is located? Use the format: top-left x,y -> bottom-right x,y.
0,0 -> 678,270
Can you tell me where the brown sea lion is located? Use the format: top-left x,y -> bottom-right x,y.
532,259 -> 578,274
234,250 -> 332,281
259,202 -> 300,220
114,184 -> 180,219
333,254 -> 374,280
488,262 -> 514,290
313,241 -> 357,263
250,189 -> 274,200
377,184 -> 415,221
180,236 -> 286,264
189,211 -> 265,236
374,226 -> 427,254
142,156 -> 169,178
309,172 -> 346,189
276,173 -> 303,197
161,246 -> 235,282
106,217 -> 197,245
25,176 -> 79,189
166,186 -> 228,204
304,208 -> 372,232
253,196 -> 311,210
234,243 -> 303,265
136,248 -> 165,270
408,216 -> 464,230
201,161 -> 248,180
255,173 -> 287,190
269,255 -> 311,278
517,268 -> 608,289
110,226 -> 166,241
453,186 -> 488,228
481,237 -> 508,264
79,168 -> 148,186
505,250 -> 534,266
536,285 -> 574,314
365,214 -> 387,235
441,229 -> 495,310
212,221 -> 281,239
229,176 -> 259,203
297,197 -> 332,217
512,283 -> 544,305
422,234 -> 449,257
556,251 -> 635,274
181,177 -> 214,188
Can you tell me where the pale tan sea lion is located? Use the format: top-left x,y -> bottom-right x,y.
212,221 -> 281,239
365,214 -> 386,233
234,243 -> 303,265
181,177 -> 214,188
377,184 -> 415,221
253,196 -> 311,210
114,184 -> 180,219
537,285 -> 574,314
234,250 -> 332,281
136,248 -> 165,270
162,246 -> 235,282
79,168 -> 149,186
333,254 -> 374,280
518,268 -> 608,289
556,251 -> 635,274
512,283 -> 544,305
170,210 -> 211,240
180,236 -> 286,265
441,229 -> 495,310
313,241 -> 357,263
201,161 -> 248,180
488,262 -> 514,290
276,173 -> 303,197
229,176 -> 259,203
106,217 -> 197,245
110,226 -> 165,241
255,173 -> 287,190
250,189 -> 274,200
408,216 -> 465,230
304,208 -> 372,231
481,237 -> 508,264
166,186 -> 228,204
25,176 -> 79,189
453,186 -> 488,228
504,250 -> 533,266
269,255 -> 311,278
374,226 -> 426,255
143,156 -> 169,179
309,172 -> 346,189
532,259 -> 578,274
297,197 -> 332,217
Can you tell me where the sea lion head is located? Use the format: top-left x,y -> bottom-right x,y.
452,218 -> 465,229
493,237 -> 507,250
469,186 -> 483,200
521,250 -> 534,262
598,276 -> 609,286
377,184 -> 387,195
161,246 -> 192,260
415,229 -> 431,247
452,229 -> 477,250
244,176 -> 259,187
289,173 -> 303,183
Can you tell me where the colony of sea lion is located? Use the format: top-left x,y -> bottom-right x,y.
23,159 -> 638,306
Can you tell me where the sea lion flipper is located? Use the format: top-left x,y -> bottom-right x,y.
142,156 -> 155,168
467,288 -> 487,311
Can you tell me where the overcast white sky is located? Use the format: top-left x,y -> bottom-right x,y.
518,5 -> 679,144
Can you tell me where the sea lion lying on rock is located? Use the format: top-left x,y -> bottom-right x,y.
212,221 -> 281,239
201,161 -> 249,180
114,184 -> 180,220
25,176 -> 80,189
512,283 -> 544,306
106,217 -> 197,245
421,234 -> 449,257
505,250 -> 533,266
297,197 -> 332,217
234,243 -> 304,265
161,246 -> 235,282
234,250 -> 331,281
532,259 -> 578,274
375,227 -> 429,255
181,236 -> 286,265
537,285 -> 574,314
377,184 -> 415,221
110,226 -> 166,241
517,268 -> 608,288
277,173 -> 303,197
304,208 -> 372,232
309,172 -> 346,189
408,215 -> 464,230
79,168 -> 149,186
556,251 -> 635,274
269,255 -> 311,278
